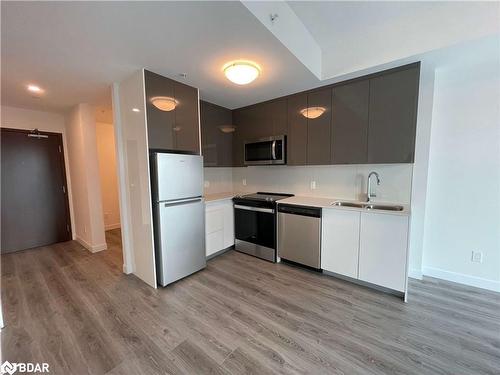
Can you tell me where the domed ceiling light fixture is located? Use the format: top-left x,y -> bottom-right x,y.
223,60 -> 261,85
300,106 -> 326,119
151,96 -> 177,111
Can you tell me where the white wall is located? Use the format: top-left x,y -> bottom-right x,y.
0,105 -> 76,237
65,104 -> 107,252
422,39 -> 500,291
96,122 -> 121,230
232,164 -> 413,204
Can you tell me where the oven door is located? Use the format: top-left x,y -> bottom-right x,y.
244,136 -> 285,165
234,204 -> 276,262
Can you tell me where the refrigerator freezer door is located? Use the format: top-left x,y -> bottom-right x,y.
155,153 -> 203,202
156,198 -> 206,286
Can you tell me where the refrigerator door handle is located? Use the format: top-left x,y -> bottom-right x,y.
162,197 -> 203,207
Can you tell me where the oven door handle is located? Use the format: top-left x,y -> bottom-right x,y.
234,204 -> 274,214
271,140 -> 277,160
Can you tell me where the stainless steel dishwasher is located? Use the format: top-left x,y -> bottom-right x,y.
277,204 -> 322,269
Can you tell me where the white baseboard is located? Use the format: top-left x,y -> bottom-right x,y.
76,237 -> 108,253
422,266 -> 500,292
105,223 -> 121,231
123,263 -> 133,274
408,268 -> 423,280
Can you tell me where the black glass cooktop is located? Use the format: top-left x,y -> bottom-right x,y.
234,192 -> 294,203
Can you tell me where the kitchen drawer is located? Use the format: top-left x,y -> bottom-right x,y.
206,229 -> 224,256
205,207 -> 224,234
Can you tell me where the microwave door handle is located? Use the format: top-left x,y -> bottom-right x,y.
271,140 -> 277,160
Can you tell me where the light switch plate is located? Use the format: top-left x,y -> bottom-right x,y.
204,181 -> 210,188
242,178 -> 247,186
310,181 -> 316,190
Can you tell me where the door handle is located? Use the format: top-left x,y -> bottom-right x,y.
271,140 -> 277,160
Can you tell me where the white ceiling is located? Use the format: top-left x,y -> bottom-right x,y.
2,1 -> 499,115
1,1 -> 318,112
288,1 -> 499,78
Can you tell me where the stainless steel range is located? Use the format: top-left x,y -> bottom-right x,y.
233,192 -> 294,262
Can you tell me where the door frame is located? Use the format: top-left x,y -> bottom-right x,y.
1,127 -> 73,243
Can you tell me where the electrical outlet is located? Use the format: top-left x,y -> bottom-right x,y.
204,181 -> 210,188
471,251 -> 483,263
310,181 -> 316,190
242,178 -> 247,186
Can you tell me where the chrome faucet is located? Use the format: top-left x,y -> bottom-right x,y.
366,171 -> 380,202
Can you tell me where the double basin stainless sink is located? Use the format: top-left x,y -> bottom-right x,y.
331,201 -> 404,212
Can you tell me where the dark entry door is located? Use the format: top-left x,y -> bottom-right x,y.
1,128 -> 71,253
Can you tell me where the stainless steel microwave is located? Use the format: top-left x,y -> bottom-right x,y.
244,135 -> 286,165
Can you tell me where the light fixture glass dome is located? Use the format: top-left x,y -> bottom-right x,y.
223,61 -> 261,85
151,96 -> 177,111
300,106 -> 326,119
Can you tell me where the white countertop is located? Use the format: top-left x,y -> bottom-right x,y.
205,192 -> 240,203
278,196 -> 410,216
204,192 -> 410,215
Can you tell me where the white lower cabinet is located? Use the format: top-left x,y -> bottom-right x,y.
205,200 -> 234,257
358,212 -> 409,292
321,208 -> 409,293
321,209 -> 360,279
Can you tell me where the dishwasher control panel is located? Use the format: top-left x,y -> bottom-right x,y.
277,204 -> 321,218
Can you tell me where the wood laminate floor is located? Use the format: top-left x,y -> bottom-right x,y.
1,229 -> 499,374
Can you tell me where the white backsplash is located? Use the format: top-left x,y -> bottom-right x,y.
205,164 -> 413,204
203,167 -> 234,195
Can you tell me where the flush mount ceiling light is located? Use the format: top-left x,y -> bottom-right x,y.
132,108 -> 140,112
27,84 -> 44,94
218,125 -> 236,133
223,60 -> 261,85
151,96 -> 177,111
300,106 -> 326,119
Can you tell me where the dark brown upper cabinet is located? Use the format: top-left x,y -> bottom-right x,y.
200,101 -> 233,167
144,70 -> 200,154
144,70 -> 175,150
232,107 -> 251,167
306,88 -> 332,165
331,80 -> 369,164
173,80 -> 200,153
268,99 -> 287,136
367,66 -> 419,163
287,93 -> 308,165
228,63 -> 419,167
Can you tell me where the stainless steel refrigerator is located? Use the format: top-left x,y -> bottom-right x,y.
150,151 -> 206,287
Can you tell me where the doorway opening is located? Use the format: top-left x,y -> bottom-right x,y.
95,106 -> 123,266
